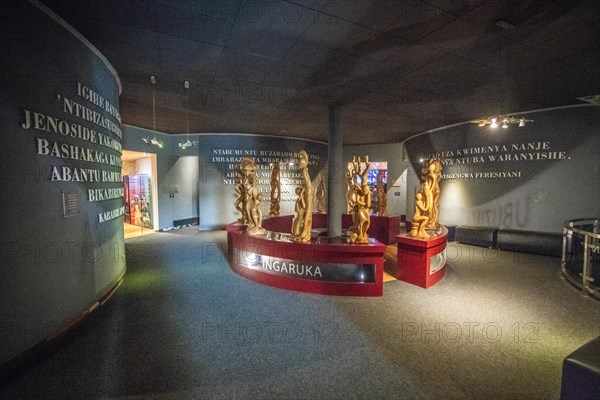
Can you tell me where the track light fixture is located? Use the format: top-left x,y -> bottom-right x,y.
474,115 -> 532,129
142,136 -> 164,148
142,75 -> 165,148
178,80 -> 198,150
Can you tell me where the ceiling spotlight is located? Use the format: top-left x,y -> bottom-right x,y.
178,139 -> 198,149
476,115 -> 533,129
150,75 -> 157,133
143,136 -> 164,148
177,79 -> 198,150
495,19 -> 515,31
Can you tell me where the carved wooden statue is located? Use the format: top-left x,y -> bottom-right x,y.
315,176 -> 326,213
410,189 -> 430,239
269,163 -> 281,217
240,158 -> 266,236
234,165 -> 249,224
346,159 -> 359,237
347,155 -> 371,244
292,187 -> 306,237
345,168 -> 356,214
292,150 -> 313,242
410,158 -> 442,238
426,159 -> 442,229
376,174 -> 388,217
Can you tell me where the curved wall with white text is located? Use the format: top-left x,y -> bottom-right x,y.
404,105 -> 600,233
0,1 -> 125,366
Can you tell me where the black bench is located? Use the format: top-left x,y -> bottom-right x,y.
561,336 -> 600,400
173,216 -> 199,226
496,229 -> 562,257
455,226 -> 497,248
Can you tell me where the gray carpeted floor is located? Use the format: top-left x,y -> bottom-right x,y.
1,228 -> 598,399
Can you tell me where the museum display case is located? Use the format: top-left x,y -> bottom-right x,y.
123,174 -> 153,228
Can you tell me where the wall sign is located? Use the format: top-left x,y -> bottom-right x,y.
429,141 -> 569,181
233,248 -> 375,283
20,81 -> 123,223
197,136 -> 328,228
62,190 -> 81,217
210,148 -> 322,203
403,107 -> 600,232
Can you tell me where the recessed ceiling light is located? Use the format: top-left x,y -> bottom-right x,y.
495,19 -> 514,30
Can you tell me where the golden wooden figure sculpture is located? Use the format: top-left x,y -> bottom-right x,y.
269,163 -> 281,217
346,159 -> 359,238
233,164 -> 249,224
410,158 -> 443,238
292,186 -> 306,238
410,187 -> 430,239
292,150 -> 313,242
240,158 -> 266,236
315,176 -> 326,213
347,156 -> 371,244
426,159 -> 442,230
376,174 -> 388,217
345,168 -> 356,214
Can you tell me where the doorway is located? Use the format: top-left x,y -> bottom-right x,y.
122,150 -> 159,239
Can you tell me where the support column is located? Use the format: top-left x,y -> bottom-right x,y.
327,104 -> 345,237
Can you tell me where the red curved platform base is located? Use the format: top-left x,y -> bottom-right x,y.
227,218 -> 385,297
342,214 -> 400,245
395,226 -> 448,288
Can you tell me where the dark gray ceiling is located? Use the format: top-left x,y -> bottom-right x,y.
41,0 -> 600,144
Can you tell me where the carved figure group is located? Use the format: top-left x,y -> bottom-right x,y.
235,158 -> 266,236
234,165 -> 249,224
346,155 -> 371,244
410,158 -> 443,239
269,163 -> 281,217
426,160 -> 442,229
292,186 -> 306,237
292,150 -> 313,242
315,176 -> 326,213
376,173 -> 387,217
346,169 -> 355,214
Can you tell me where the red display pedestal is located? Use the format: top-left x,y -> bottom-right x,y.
342,214 -> 400,245
261,213 -> 327,233
227,217 -> 385,297
395,225 -> 448,288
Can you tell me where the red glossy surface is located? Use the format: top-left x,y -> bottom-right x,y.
261,213 -> 327,233
342,214 -> 400,245
227,218 -> 385,296
395,225 -> 448,288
